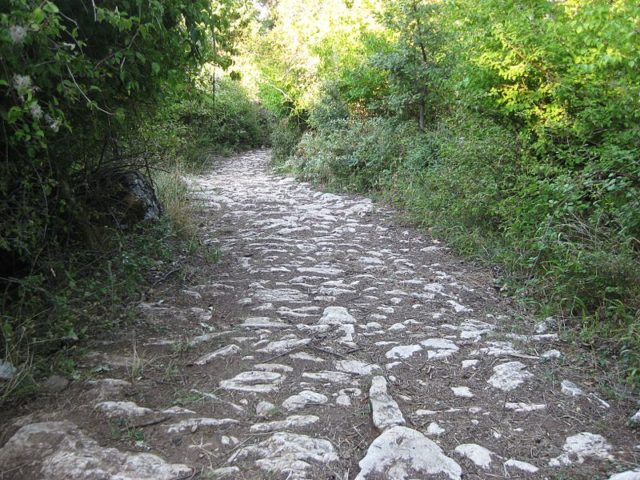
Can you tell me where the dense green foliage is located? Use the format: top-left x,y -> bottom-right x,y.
1,0 -> 266,399
249,0 -> 640,382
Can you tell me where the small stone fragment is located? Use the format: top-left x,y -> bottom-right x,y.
561,380 -> 583,397
43,375 -> 69,393
256,401 -> 276,417
451,386 -> 473,398
282,391 -> 328,411
318,306 -> 356,325
541,349 -> 562,360
302,371 -> 353,383
504,402 -> 546,412
369,376 -> 405,430
487,361 -> 533,391
220,371 -> 283,393
504,458 -> 539,473
250,415 -> 319,433
335,360 -> 381,375
454,444 -> 494,469
95,401 -> 153,418
427,422 -> 445,436
167,417 -> 239,433
207,466 -> 240,478
385,344 -> 422,360
549,432 -> 613,467
0,359 -> 17,380
194,344 -> 241,365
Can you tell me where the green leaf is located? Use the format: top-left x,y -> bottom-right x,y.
152,62 -> 160,74
7,106 -> 23,123
32,8 -> 46,24
43,2 -> 60,14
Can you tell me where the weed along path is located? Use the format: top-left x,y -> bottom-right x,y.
1,149 -> 639,479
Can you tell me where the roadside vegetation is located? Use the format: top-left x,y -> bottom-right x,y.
242,0 -> 640,385
0,0 -> 267,402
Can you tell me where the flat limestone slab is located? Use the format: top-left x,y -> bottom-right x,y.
0,421 -> 192,480
356,425 -> 462,480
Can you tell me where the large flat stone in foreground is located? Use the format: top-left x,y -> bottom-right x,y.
0,421 -> 191,480
356,425 -> 462,480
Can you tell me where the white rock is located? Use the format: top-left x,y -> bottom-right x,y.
167,417 -> 239,433
535,316 -> 557,334
162,406 -> 196,415
504,458 -> 539,473
427,422 -> 445,436
256,401 -> 276,417
318,306 -> 356,325
289,352 -> 325,363
549,432 -> 613,467
355,426 -> 461,480
282,391 -> 328,411
472,341 -> 525,357
385,344 -> 422,359
298,266 -> 343,275
0,359 -> 17,380
250,415 -> 319,433
420,338 -> 459,359
454,444 -> 494,469
561,380 -> 583,397
388,323 -> 406,332
207,466 -> 240,478
630,409 -> 640,425
302,371 -> 353,383
0,421 -> 192,479
230,432 -> 338,478
487,362 -> 533,391
609,468 -> 640,480
505,402 -> 546,412
451,386 -> 474,398
369,376 -> 405,430
220,371 -> 283,393
241,317 -> 290,329
95,401 -> 153,418
194,344 -> 241,365
256,337 -> 311,354
220,436 -> 238,447
188,331 -> 229,347
462,359 -> 479,369
335,360 -> 381,375
541,349 -> 562,360
255,288 -> 309,303
254,363 -> 294,373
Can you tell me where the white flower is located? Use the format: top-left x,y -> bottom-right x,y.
29,102 -> 43,120
45,114 -> 61,133
12,74 -> 32,93
9,25 -> 27,45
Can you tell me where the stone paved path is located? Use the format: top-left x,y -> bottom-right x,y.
1,150 -> 639,479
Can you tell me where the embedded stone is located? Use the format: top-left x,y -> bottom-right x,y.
355,426 -> 462,480
487,362 -> 533,391
454,444 -> 494,469
229,432 -> 338,478
250,415 -> 319,433
369,376 -> 405,430
549,432 -> 613,467
0,421 -> 192,479
282,391 -> 329,411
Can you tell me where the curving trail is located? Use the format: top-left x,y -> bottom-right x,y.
1,150 -> 639,479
